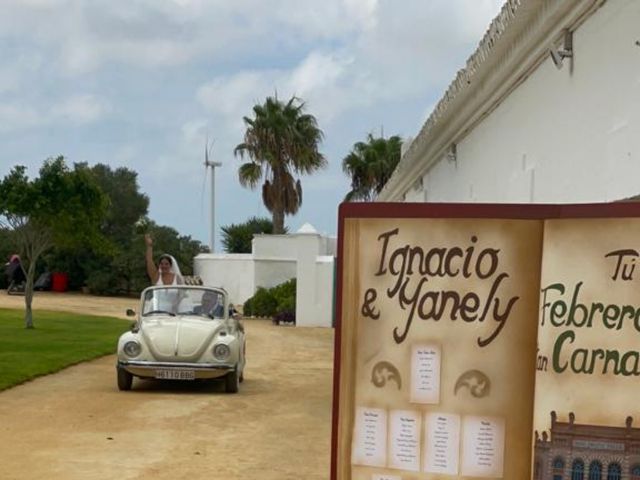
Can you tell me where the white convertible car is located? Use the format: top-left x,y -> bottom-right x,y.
116,285 -> 246,393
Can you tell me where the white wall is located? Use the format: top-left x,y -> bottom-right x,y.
313,256 -> 335,327
194,254 -> 255,304
252,234 -> 297,258
254,259 -> 296,290
418,0 -> 640,204
294,235 -> 324,327
194,229 -> 335,327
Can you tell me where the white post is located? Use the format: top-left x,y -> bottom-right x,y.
205,149 -> 222,253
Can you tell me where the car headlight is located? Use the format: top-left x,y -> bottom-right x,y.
213,343 -> 230,360
123,341 -> 142,357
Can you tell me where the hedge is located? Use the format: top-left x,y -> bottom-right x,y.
244,278 -> 296,324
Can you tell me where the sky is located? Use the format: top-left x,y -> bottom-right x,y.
0,0 -> 504,251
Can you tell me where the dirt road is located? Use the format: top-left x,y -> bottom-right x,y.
0,292 -> 335,479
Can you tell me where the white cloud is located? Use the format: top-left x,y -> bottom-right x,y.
51,94 -> 110,124
0,94 -> 109,133
0,0 -> 506,244
113,144 -> 138,164
0,70 -> 20,95
7,0 -> 66,7
351,1 -> 506,98
196,50 -> 372,132
0,0 -> 505,124
0,0 -> 381,77
197,71 -> 276,120
195,0 -> 506,132
302,170 -> 349,192
454,0 -> 506,38
343,0 -> 379,31
265,0 -> 377,40
0,53 -> 45,94
290,51 -> 351,97
0,104 -> 42,133
181,119 -> 210,146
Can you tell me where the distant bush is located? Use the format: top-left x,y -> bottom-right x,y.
245,287 -> 278,317
272,310 -> 295,325
271,279 -> 295,324
86,269 -> 120,296
243,297 -> 253,316
243,278 -> 296,324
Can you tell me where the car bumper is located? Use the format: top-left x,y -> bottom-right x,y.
118,360 -> 234,379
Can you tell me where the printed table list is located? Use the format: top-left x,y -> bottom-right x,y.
388,410 -> 421,472
410,344 -> 441,404
461,416 -> 505,478
352,407 -> 387,468
424,412 -> 460,475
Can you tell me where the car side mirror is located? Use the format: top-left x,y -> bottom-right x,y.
126,308 -> 136,317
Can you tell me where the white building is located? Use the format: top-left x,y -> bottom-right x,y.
194,223 -> 336,328
379,0 -> 640,205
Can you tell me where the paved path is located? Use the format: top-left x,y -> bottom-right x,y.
0,291 -> 335,479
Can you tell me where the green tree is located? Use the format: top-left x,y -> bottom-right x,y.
220,216 -> 284,253
0,157 -> 108,328
82,219 -> 207,295
47,163 -> 151,293
342,133 -> 403,201
87,163 -> 150,243
234,95 -> 326,234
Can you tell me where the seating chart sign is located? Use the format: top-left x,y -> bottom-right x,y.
331,202 -> 640,480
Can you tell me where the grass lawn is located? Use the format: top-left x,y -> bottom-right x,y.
0,308 -> 132,391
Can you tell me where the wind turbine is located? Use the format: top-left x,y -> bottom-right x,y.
204,137 -> 222,253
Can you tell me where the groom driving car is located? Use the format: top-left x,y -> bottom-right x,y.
194,290 -> 225,318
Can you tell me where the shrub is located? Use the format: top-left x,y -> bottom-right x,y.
243,297 -> 254,317
243,278 -> 296,324
272,278 -> 296,324
273,309 -> 295,325
86,269 -> 121,296
249,287 -> 278,317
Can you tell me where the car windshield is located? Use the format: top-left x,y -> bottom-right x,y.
141,287 -> 227,319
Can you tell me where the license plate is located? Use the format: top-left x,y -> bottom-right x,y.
155,369 -> 195,380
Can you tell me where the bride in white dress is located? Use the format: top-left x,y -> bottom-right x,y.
144,234 -> 184,312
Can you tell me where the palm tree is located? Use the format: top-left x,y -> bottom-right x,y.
234,95 -> 326,234
220,216 -> 285,253
342,133 -> 403,201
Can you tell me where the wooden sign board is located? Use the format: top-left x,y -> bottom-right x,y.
332,202 -> 640,480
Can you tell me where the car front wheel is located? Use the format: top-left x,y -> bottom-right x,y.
117,367 -> 133,391
225,369 -> 239,393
